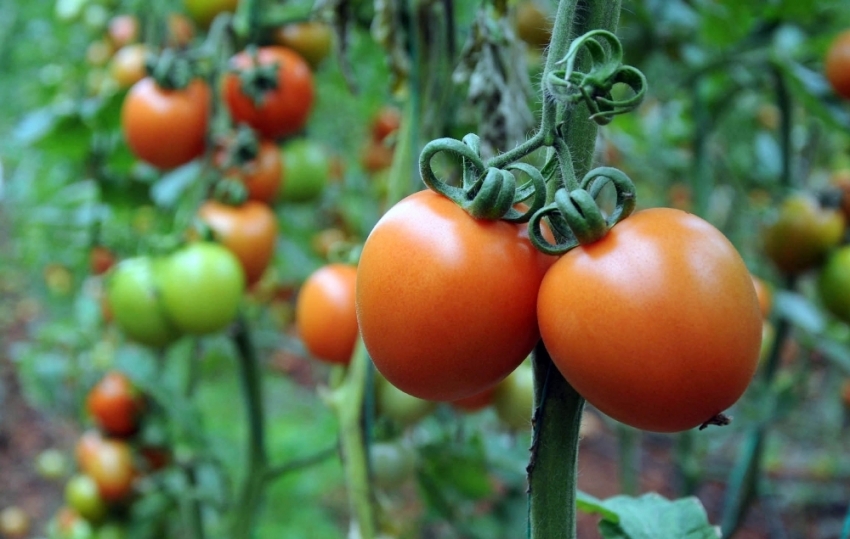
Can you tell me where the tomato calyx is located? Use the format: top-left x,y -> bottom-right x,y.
146,48 -> 196,91
545,29 -> 647,125
698,412 -> 731,431
231,47 -> 282,107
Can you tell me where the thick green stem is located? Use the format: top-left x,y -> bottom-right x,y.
528,342 -> 585,539
231,315 -> 268,537
330,337 -> 376,539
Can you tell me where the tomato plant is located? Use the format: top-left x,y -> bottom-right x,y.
538,208 -> 762,433
356,190 -> 553,402
295,264 -> 358,365
762,194 -> 844,275
826,29 -> 850,99
106,257 -> 180,347
121,77 -> 210,169
273,22 -> 333,69
197,200 -> 278,285
184,0 -> 238,28
223,47 -> 314,140
86,372 -> 145,438
65,474 -> 108,522
158,242 -> 245,335
220,140 -> 282,203
278,138 -> 329,202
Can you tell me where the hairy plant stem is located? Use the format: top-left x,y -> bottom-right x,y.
527,2 -> 622,538
328,337 -> 376,539
231,315 -> 268,538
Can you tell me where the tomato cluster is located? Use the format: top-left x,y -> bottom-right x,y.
355,189 -> 764,433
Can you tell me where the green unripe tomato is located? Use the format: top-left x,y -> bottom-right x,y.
819,246 -> 850,323
36,448 -> 70,480
762,194 -> 844,275
375,373 -> 436,427
106,257 -> 181,347
279,139 -> 329,203
158,242 -> 245,335
65,475 -> 108,523
370,441 -> 416,489
184,0 -> 238,28
494,362 -> 534,431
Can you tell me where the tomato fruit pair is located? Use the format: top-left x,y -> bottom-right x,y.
356,190 -> 553,402
279,138 -> 329,202
223,47 -> 314,140
762,193 -> 844,275
121,78 -> 210,169
198,200 -> 277,285
296,264 -> 358,365
538,208 -> 762,433
87,372 -> 145,438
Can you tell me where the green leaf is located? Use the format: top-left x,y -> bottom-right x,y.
580,492 -> 720,539
151,162 -> 203,208
774,290 -> 826,334
417,433 -> 493,501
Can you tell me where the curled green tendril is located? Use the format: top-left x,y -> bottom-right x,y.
419,135 -> 543,222
528,166 -> 637,255
545,29 -> 647,125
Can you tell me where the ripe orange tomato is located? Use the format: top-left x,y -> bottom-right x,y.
197,200 -> 278,285
221,140 -> 282,203
762,194 -> 844,275
223,47 -> 314,140
84,439 -> 136,502
86,372 -> 145,438
110,44 -> 147,89
296,264 -> 358,365
273,21 -> 333,69
826,30 -> 850,100
121,78 -> 210,169
538,208 -> 762,433
356,190 -> 554,402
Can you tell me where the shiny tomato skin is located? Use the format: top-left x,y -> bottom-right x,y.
222,140 -> 282,203
538,208 -> 762,433
197,200 -> 278,285
158,242 -> 245,335
356,190 -> 553,402
121,78 -> 210,169
223,47 -> 314,140
86,372 -> 144,438
296,264 -> 358,365
762,194 -> 844,275
826,30 -> 850,100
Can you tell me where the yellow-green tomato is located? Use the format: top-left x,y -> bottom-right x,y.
818,246 -> 850,324
65,475 -> 108,523
494,362 -> 534,431
762,194 -> 844,275
375,373 -> 436,428
158,242 -> 245,335
106,257 -> 180,347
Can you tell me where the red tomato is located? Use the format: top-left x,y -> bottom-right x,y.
360,141 -> 394,173
826,30 -> 850,100
296,264 -> 358,365
223,47 -> 314,139
86,372 -> 145,438
197,200 -> 278,285
537,208 -> 762,433
221,140 -> 283,203
371,106 -> 401,143
90,246 -> 116,276
121,78 -> 210,169
356,190 -> 553,402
